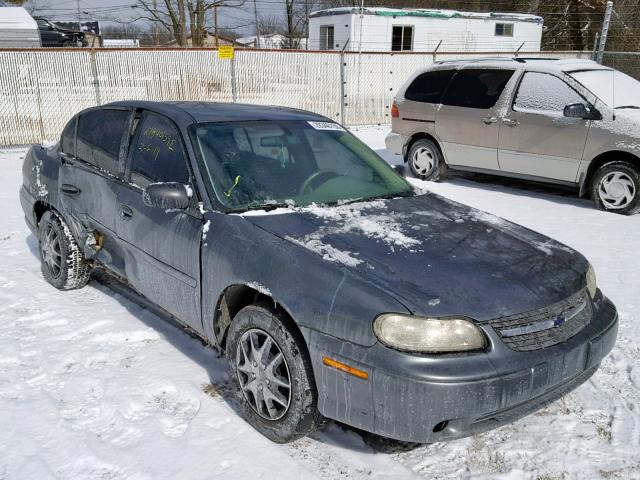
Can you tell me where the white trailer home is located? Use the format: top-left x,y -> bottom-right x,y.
0,7 -> 40,48
308,7 -> 543,53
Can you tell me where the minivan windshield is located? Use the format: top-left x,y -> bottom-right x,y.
192,120 -> 413,211
569,69 -> 640,109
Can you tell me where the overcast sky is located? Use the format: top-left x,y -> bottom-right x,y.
29,0 -> 288,36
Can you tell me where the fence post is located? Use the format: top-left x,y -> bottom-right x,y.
340,51 -> 346,124
596,1 -> 614,64
231,54 -> 238,102
89,49 -> 101,105
432,40 -> 442,63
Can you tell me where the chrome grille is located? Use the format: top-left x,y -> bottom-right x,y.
490,290 -> 592,352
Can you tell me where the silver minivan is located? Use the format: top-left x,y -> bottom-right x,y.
386,58 -> 640,214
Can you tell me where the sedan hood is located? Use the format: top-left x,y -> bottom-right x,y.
243,193 -> 588,321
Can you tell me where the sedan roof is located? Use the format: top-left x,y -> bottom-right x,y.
106,100 -> 332,125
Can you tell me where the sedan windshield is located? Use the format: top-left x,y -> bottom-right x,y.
569,69 -> 640,108
192,120 -> 413,211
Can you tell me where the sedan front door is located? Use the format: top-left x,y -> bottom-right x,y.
436,68 -> 515,171
116,111 -> 203,329
498,71 -> 591,182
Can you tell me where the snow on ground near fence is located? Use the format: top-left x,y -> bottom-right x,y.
1,127 -> 639,479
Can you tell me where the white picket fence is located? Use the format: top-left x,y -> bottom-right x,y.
0,48 -> 590,146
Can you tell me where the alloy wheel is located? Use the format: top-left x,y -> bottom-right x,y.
41,224 -> 62,279
236,328 -> 292,421
598,171 -> 636,209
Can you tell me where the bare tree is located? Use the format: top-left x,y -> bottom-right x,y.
132,0 -> 245,47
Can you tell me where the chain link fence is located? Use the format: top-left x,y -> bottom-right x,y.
0,48 -> 596,146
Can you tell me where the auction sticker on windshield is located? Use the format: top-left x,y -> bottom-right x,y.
308,121 -> 346,131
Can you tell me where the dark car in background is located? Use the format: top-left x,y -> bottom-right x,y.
19,101 -> 618,444
35,17 -> 86,47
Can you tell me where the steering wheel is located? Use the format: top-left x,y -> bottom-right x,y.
299,169 -> 340,196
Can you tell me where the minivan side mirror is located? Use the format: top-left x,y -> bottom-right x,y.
143,182 -> 190,210
563,103 -> 602,120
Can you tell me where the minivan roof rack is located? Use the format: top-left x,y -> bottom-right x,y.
513,57 -> 561,62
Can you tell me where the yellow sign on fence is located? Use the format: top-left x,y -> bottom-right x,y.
218,46 -> 234,59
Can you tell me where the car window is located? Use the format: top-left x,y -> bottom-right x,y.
442,69 -> 514,109
130,112 -> 190,188
514,72 -> 586,113
404,70 -> 455,104
76,109 -> 130,176
61,117 -> 76,157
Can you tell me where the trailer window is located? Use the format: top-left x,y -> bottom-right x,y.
320,25 -> 334,50
495,23 -> 514,37
392,26 -> 413,51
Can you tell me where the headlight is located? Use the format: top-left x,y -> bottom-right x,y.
586,264 -> 597,299
373,313 -> 486,353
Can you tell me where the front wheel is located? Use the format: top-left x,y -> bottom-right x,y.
407,138 -> 446,181
591,161 -> 640,215
226,304 -> 322,443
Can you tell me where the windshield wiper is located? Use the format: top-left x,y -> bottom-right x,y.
234,201 -> 293,213
614,105 -> 640,109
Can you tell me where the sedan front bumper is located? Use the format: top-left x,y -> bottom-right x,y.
304,294 -> 618,443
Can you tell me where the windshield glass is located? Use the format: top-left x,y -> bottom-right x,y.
569,69 -> 640,108
192,120 -> 413,211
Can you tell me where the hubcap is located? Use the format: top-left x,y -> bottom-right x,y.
236,328 -> 291,421
40,224 -> 62,278
598,171 -> 636,209
412,146 -> 435,176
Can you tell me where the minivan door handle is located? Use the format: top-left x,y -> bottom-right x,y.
119,205 -> 133,220
61,184 -> 81,196
502,118 -> 520,127
482,116 -> 498,125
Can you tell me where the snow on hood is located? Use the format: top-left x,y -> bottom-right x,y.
244,193 -> 588,319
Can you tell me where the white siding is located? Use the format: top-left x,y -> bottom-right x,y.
309,13 -> 542,52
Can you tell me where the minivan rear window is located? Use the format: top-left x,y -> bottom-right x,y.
405,70 -> 455,104
442,69 -> 514,109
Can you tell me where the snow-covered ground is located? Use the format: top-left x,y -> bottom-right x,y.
1,126 -> 639,479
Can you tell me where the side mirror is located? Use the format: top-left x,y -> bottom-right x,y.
393,164 -> 405,176
563,103 -> 602,120
143,182 -> 190,210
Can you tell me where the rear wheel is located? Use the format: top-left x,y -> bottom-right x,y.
38,210 -> 91,289
226,304 -> 322,443
407,138 -> 446,181
591,161 -> 640,215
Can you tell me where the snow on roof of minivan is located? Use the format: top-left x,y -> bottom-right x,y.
0,7 -> 38,29
309,7 -> 543,24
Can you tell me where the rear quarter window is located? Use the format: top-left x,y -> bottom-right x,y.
442,69 -> 514,109
404,70 -> 455,103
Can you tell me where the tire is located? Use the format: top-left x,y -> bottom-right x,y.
591,161 -> 640,215
406,138 -> 446,181
226,304 -> 322,443
38,210 -> 91,290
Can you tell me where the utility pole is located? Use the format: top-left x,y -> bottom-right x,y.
152,0 -> 159,46
596,1 -> 614,64
214,5 -> 219,47
76,0 -> 81,30
253,0 -> 260,48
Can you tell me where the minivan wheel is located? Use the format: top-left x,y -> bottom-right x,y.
407,139 -> 445,181
38,210 -> 92,289
226,304 -> 323,443
591,161 -> 640,215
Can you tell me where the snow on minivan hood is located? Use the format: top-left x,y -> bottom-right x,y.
243,193 -> 589,320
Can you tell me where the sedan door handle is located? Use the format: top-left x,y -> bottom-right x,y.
119,205 -> 133,220
61,184 -> 81,195
502,118 -> 520,127
482,116 -> 498,124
